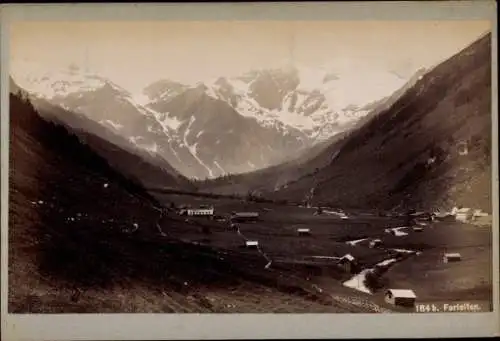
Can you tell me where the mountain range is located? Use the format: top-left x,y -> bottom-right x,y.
10,31 -> 491,214
11,60 -> 411,179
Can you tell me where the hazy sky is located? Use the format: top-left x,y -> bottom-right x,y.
10,20 -> 491,94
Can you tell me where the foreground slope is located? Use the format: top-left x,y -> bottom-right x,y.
9,94 -> 379,313
9,93 -> 162,310
270,33 -> 492,211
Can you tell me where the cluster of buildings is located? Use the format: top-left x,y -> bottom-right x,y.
452,207 -> 489,222
173,202 -> 470,310
433,207 -> 489,223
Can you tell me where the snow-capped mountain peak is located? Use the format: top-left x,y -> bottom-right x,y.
11,59 -> 414,180
143,63 -> 408,141
10,59 -> 129,100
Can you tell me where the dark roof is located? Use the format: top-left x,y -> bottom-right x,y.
233,212 -> 259,217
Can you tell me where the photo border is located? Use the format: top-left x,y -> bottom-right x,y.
1,2 -> 498,339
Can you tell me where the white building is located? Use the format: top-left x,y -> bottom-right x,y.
455,208 -> 473,222
297,228 -> 311,236
245,240 -> 259,248
180,207 -> 214,216
443,253 -> 462,263
384,289 -> 417,307
473,209 -> 489,218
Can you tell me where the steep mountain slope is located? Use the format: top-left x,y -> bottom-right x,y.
269,33 -> 492,212
9,63 -> 205,179
26,94 -> 192,190
196,67 -> 429,196
9,92 -> 163,310
196,132 -> 347,195
9,76 -> 190,190
147,84 -> 309,178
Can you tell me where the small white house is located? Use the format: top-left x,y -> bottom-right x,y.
473,209 -> 489,218
413,226 -> 424,232
369,239 -> 382,248
443,253 -> 462,263
245,240 -> 259,249
384,289 -> 417,307
297,228 -> 311,236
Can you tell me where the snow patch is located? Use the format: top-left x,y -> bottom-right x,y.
129,136 -> 144,145
376,258 -> 398,267
131,92 -> 151,106
214,161 -> 226,174
392,248 -> 416,254
144,142 -> 159,154
343,257 -> 399,294
100,119 -> 123,131
342,269 -> 373,294
345,238 -> 368,246
385,227 -> 409,236
183,117 -> 214,178
11,60 -> 108,99
310,256 -> 341,260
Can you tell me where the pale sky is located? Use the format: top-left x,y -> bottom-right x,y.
10,20 -> 491,94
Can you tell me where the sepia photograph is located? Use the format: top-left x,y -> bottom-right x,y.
1,1 -> 498,340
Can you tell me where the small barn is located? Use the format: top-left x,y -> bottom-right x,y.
369,239 -> 382,248
297,228 -> 311,236
473,209 -> 489,219
245,240 -> 259,249
231,212 -> 260,222
384,289 -> 417,307
443,253 -> 462,263
338,254 -> 357,274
